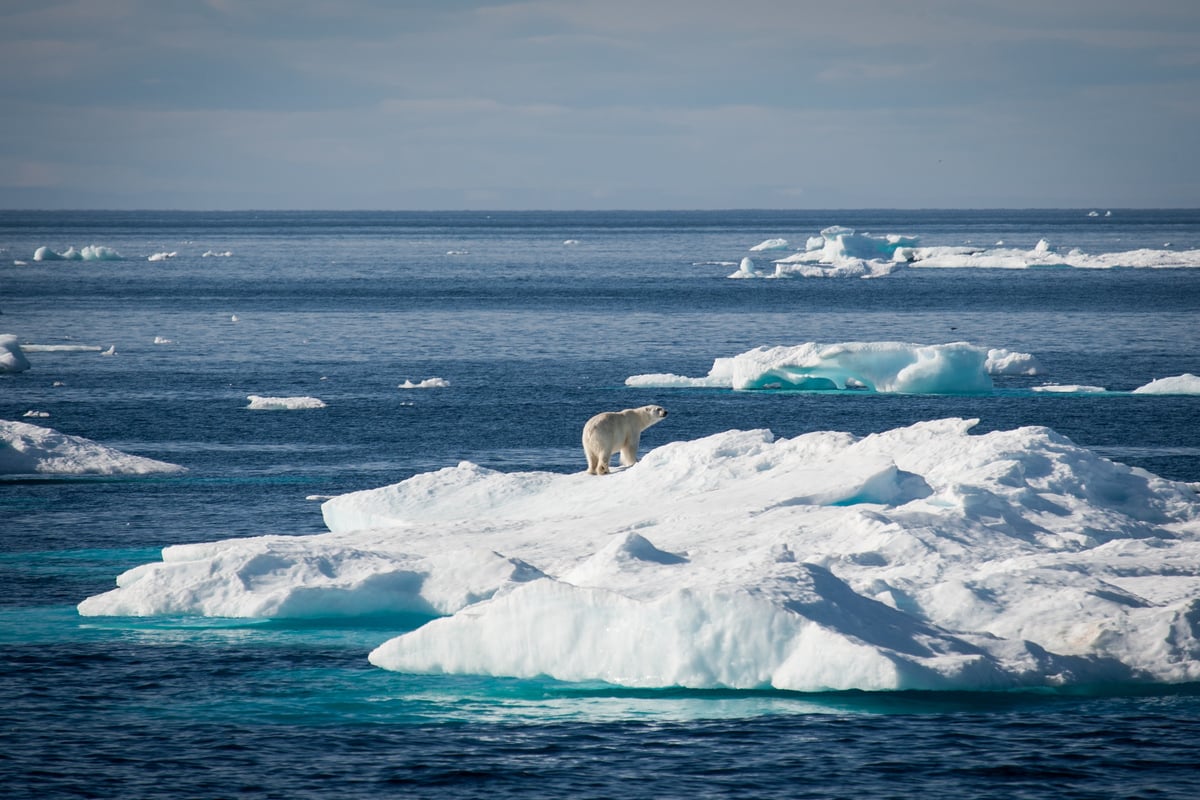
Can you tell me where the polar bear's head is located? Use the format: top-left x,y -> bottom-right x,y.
637,405 -> 668,426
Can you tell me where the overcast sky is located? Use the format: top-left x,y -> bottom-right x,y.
2,0 -> 1198,210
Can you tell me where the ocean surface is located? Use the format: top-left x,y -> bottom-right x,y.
3,209 -> 1200,798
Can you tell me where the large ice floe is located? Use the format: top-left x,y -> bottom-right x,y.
1,334 -> 32,373
734,226 -> 1200,279
1132,374 -> 1200,395
245,395 -> 327,410
79,418 -> 1200,692
1,419 -> 185,476
626,342 -> 1039,393
32,245 -> 122,261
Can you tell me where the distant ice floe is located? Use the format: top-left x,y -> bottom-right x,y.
203,250 -> 232,258
20,343 -> 104,353
33,245 -> 122,262
153,336 -> 173,345
1132,374 -> 1200,395
749,238 -> 790,252
399,378 -> 450,389
1,334 -> 31,373
245,395 -> 327,410
727,225 -> 1200,279
626,342 -> 1038,394
1,419 -> 184,476
563,239 -> 581,246
148,251 -> 178,262
1033,384 -> 1108,394
22,410 -> 50,418
79,418 -> 1200,692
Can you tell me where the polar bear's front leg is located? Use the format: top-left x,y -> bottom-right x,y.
618,432 -> 642,467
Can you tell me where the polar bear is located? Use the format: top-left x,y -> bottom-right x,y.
582,405 -> 668,475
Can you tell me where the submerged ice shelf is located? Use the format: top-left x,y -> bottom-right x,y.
79,419 -> 1200,693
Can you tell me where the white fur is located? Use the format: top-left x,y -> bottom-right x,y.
582,405 -> 668,475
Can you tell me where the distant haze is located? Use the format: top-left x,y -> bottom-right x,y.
2,1 -> 1198,210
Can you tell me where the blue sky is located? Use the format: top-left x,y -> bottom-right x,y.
2,0 -> 1197,209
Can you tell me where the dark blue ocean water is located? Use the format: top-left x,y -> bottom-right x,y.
3,209 -> 1200,798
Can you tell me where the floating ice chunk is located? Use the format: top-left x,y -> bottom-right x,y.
1,419 -> 184,475
399,378 -> 450,389
563,239 -> 580,245
153,336 -> 173,345
750,238 -> 789,251
1033,384 -> 1108,394
1132,374 -> 1200,395
985,348 -> 1043,376
148,251 -> 177,262
202,250 -> 232,257
446,250 -> 469,256
80,419 -> 1200,690
728,256 -> 761,279
0,334 -> 31,373
81,245 -> 121,260
33,246 -> 63,261
230,315 -> 239,323
245,395 -> 326,410
627,341 -> 996,394
22,410 -> 50,418
765,226 -> 917,279
33,245 -> 121,261
100,345 -> 116,356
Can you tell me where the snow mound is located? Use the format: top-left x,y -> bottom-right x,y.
245,395 -> 326,410
626,341 -> 1027,393
1,419 -> 185,476
1,334 -> 31,373
79,419 -> 1200,692
1132,374 -> 1200,395
750,238 -> 790,251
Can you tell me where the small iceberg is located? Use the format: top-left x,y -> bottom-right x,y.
749,238 -> 790,252
1,419 -> 185,476
399,378 -> 450,389
1132,374 -> 1200,395
1,334 -> 31,373
245,395 -> 327,410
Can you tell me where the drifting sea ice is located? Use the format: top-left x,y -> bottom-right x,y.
0,333 -> 31,373
625,341 -> 1036,393
1,419 -> 185,475
1132,374 -> 1200,395
245,395 -> 327,410
32,245 -> 122,261
79,419 -> 1200,692
399,378 -> 450,389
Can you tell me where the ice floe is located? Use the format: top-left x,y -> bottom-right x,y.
79,419 -> 1200,692
625,341 -> 1034,394
1132,374 -> 1200,395
245,395 -> 327,410
749,238 -> 790,251
1,419 -> 185,476
727,226 -> 1200,278
399,378 -> 450,389
33,245 -> 122,261
1,334 -> 31,373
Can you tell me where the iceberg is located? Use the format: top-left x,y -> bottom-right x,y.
1,334 -> 31,373
984,348 -> 1043,376
761,226 -> 917,279
245,395 -> 326,410
1132,374 -> 1200,395
626,341 -> 1011,394
79,419 -> 1200,692
1,419 -> 185,476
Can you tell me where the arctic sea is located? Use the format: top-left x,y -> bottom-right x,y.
3,209 -> 1200,798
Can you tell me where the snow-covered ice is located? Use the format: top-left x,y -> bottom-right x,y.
625,342 -> 1038,394
726,225 -> 1200,278
245,395 -> 327,410
148,251 -> 178,262
78,419 -> 1200,692
1132,374 -> 1200,395
1,419 -> 185,476
1,334 -> 31,373
1033,384 -> 1108,394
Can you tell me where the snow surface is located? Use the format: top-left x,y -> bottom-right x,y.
729,226 -> 1200,279
1132,374 -> 1200,395
625,342 -> 1034,393
749,238 -> 790,251
1,419 -> 185,476
245,395 -> 327,410
1,334 -> 31,373
78,419 -> 1200,692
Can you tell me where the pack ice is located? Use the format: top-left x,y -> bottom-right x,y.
79,419 -> 1200,692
